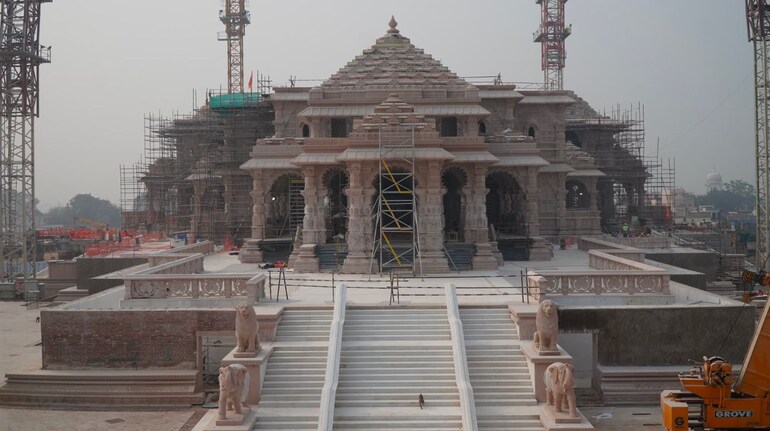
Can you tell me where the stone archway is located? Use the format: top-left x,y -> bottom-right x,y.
266,173 -> 304,239
485,171 -> 527,237
322,167 -> 350,242
442,166 -> 467,242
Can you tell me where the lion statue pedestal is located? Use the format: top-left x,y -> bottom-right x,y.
533,299 -> 559,355
234,303 -> 260,358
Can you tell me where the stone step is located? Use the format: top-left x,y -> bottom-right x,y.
337,381 -> 457,388
0,369 -> 202,408
340,367 -> 455,375
334,417 -> 462,430
334,399 -> 461,408
253,416 -> 318,430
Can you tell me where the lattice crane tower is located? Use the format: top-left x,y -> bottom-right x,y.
0,0 -> 51,282
218,0 -> 250,94
748,1 -> 770,270
533,0 -> 571,90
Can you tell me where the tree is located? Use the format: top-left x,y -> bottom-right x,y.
42,194 -> 121,228
695,180 -> 755,212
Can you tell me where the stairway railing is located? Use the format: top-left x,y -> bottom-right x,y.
317,283 -> 346,431
445,283 -> 478,431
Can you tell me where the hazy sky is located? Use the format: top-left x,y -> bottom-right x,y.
35,1 -> 752,210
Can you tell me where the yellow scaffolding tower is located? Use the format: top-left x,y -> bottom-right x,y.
370,122 -> 421,275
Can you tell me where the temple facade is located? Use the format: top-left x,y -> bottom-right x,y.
240,18 -> 604,273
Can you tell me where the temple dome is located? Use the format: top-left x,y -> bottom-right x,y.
705,168 -> 723,191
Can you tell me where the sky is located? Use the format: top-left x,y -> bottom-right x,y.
35,1 -> 753,210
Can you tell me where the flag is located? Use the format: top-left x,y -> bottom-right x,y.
247,71 -> 253,92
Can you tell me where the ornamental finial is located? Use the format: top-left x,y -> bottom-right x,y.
387,16 -> 399,34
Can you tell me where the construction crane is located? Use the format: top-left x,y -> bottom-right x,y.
748,1 -> 770,271
0,0 -> 51,282
218,0 -> 250,94
533,0 -> 571,90
661,292 -> 770,430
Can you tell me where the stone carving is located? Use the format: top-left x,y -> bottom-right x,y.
218,364 -> 249,420
533,299 -> 559,353
544,362 -> 577,418
235,303 -> 259,354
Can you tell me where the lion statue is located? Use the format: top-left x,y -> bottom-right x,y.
235,303 -> 259,354
218,364 -> 249,420
533,299 -> 558,353
544,362 -> 577,418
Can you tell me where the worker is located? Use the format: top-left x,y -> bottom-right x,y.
622,223 -> 629,238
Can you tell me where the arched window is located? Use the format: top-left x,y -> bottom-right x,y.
566,180 -> 590,209
301,123 -> 310,138
478,121 -> 487,135
528,126 -> 536,139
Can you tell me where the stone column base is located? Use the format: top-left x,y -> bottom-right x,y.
472,242 -> 499,270
292,244 -> 319,273
341,252 -> 373,274
239,240 -> 263,264
418,251 -> 451,274
529,237 -> 554,261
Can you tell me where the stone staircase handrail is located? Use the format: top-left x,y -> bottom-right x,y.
318,283 -> 346,431
445,283 -> 478,431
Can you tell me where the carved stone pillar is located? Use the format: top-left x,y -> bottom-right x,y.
416,160 -> 450,274
342,162 -> 375,273
241,170 -> 267,263
467,164 -> 498,270
529,167 -> 553,261
293,167 -> 320,272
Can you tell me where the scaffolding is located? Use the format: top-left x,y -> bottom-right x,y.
370,123 -> 420,274
643,140 -> 676,230
118,81 -> 274,246
0,1 -> 51,281
747,1 -> 770,269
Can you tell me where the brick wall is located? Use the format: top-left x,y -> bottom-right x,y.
40,308 -> 279,369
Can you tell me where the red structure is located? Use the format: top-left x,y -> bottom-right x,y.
533,0 -> 571,90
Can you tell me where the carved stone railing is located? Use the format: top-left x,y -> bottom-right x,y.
527,249 -> 670,299
124,273 -> 266,301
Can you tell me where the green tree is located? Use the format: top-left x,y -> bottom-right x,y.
695,180 -> 755,212
43,194 -> 121,228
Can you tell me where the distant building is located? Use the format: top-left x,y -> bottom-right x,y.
705,167 -> 723,192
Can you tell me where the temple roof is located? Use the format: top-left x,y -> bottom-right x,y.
321,16 -> 468,90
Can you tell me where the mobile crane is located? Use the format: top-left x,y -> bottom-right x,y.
661,291 -> 770,430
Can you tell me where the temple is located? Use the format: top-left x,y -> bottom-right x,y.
239,17 -> 605,273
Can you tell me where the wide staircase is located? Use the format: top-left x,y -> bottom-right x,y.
333,307 -> 463,430
253,308 -> 332,431
444,243 -> 475,271
460,307 -> 544,431
316,244 -> 348,271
